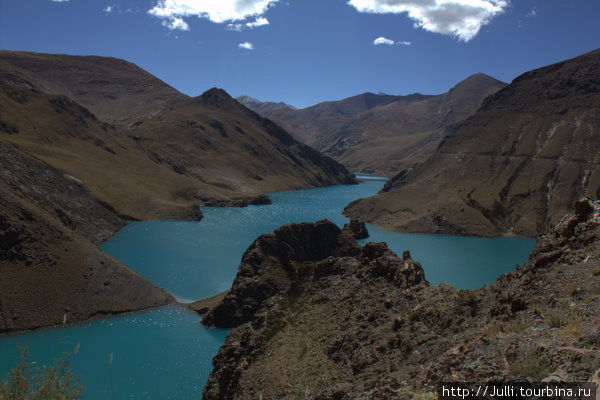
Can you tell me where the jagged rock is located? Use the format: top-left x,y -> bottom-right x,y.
343,219 -> 369,239
201,219 -> 361,328
202,221 -> 429,399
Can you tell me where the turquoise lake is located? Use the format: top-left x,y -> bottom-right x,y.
0,175 -> 536,399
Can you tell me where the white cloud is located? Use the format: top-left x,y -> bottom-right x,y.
526,7 -> 536,17
226,17 -> 269,31
51,0 -> 70,2
246,16 -> 269,28
373,36 -> 395,45
148,0 -> 278,31
162,16 -> 190,31
238,41 -> 254,50
103,5 -> 113,13
348,0 -> 509,41
373,37 -> 412,46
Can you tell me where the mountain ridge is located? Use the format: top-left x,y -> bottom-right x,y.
240,73 -> 506,175
344,48 -> 600,237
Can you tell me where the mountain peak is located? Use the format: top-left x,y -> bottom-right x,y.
197,87 -> 235,107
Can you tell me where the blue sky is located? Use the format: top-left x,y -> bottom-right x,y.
0,0 -> 598,108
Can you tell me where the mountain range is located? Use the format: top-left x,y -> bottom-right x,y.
345,49 -> 600,237
238,73 -> 506,175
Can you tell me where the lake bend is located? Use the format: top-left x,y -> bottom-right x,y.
0,175 -> 536,399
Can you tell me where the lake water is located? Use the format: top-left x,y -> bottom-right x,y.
0,175 -> 536,398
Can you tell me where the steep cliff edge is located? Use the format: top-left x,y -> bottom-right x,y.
344,49 -> 600,237
202,205 -> 599,399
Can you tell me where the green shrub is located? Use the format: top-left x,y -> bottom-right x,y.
0,346 -> 83,400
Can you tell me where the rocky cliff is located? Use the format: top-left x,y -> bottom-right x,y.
345,49 -> 600,237
202,205 -> 600,399
240,74 -> 505,175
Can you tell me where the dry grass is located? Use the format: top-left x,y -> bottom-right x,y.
546,310 -> 571,328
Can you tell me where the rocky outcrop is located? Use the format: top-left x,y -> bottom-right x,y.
204,204 -> 600,399
202,220 -> 361,328
343,219 -> 369,239
345,49 -> 600,237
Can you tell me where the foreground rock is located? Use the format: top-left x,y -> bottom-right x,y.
203,206 -> 600,399
345,49 -> 600,237
202,220 -> 361,328
343,219 -> 369,239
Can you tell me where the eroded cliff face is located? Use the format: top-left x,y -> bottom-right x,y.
202,205 -> 600,399
344,49 -> 600,237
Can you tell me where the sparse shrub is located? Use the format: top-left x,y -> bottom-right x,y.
559,317 -> 582,338
511,350 -> 552,380
0,346 -> 83,400
592,268 -> 600,276
546,310 -> 570,328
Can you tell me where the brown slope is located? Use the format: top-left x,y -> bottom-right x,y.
0,144 -> 173,334
0,50 -> 185,125
236,95 -> 296,114
125,88 -> 357,202
202,204 -> 600,399
345,49 -> 600,237
0,51 -> 356,218
0,75 -> 211,220
242,75 -> 505,175
244,92 -> 409,146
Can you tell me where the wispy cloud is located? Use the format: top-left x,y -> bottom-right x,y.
51,0 -> 70,2
526,7 -> 537,17
349,0 -> 509,42
238,41 -> 255,50
103,5 -> 113,13
373,37 -> 411,46
148,0 -> 278,31
226,17 -> 269,31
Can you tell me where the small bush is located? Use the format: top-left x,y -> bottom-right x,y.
546,310 -> 570,328
511,350 -> 552,380
592,268 -> 600,276
0,346 -> 83,400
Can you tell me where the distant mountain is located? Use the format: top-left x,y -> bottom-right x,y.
240,74 -> 506,175
345,49 -> 600,237
236,95 -> 296,113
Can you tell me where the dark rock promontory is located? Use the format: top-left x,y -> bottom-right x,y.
203,205 -> 600,399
